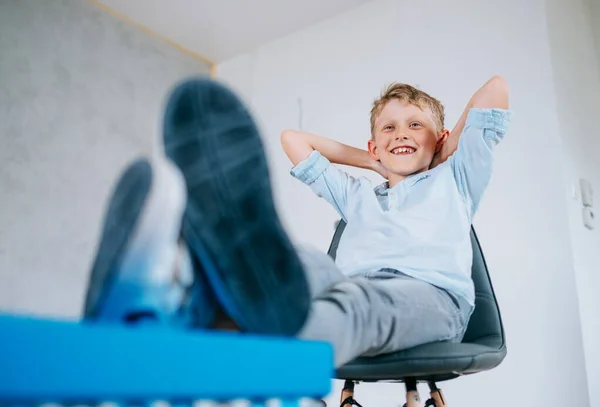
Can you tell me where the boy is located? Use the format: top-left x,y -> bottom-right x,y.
281,77 -> 510,365
83,76 -> 510,368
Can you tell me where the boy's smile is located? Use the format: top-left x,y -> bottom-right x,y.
368,100 -> 449,187
390,145 -> 417,155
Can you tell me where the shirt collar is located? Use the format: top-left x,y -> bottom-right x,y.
374,171 -> 433,196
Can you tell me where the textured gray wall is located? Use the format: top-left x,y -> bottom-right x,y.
0,0 -> 211,318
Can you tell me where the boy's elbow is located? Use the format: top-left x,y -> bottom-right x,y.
280,129 -> 299,146
473,75 -> 509,110
280,129 -> 313,165
487,75 -> 509,94
280,129 -> 299,155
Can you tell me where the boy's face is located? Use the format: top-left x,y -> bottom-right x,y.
368,100 -> 448,184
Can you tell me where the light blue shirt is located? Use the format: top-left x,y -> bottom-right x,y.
290,108 -> 512,306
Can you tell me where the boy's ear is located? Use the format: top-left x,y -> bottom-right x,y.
435,129 -> 451,153
367,139 -> 379,160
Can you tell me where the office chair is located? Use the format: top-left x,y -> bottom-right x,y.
327,221 -> 507,407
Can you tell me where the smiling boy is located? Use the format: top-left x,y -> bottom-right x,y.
280,77 -> 510,365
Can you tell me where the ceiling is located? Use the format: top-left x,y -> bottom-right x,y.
97,0 -> 375,64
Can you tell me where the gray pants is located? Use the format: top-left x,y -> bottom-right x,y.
297,248 -> 470,367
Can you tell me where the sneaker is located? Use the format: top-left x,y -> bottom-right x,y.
82,157 -> 216,327
163,77 -> 310,336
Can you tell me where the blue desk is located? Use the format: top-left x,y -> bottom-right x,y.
0,315 -> 333,405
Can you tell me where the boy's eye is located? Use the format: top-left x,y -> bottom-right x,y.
383,125 -> 394,131
410,122 -> 422,128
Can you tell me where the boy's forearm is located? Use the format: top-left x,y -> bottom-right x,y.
433,76 -> 509,167
281,129 -> 374,170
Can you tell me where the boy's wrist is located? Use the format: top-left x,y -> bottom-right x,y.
360,150 -> 373,170
361,150 -> 380,172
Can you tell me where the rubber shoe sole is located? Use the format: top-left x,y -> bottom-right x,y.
163,78 -> 310,336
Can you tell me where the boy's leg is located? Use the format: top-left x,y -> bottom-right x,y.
85,78 -> 315,335
162,78 -> 310,336
83,156 -> 216,327
299,273 -> 465,367
296,246 -> 347,297
288,246 -> 464,367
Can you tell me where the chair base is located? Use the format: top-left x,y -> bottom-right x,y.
337,379 -> 448,407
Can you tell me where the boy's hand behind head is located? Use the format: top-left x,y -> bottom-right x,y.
367,83 -> 449,188
371,158 -> 389,179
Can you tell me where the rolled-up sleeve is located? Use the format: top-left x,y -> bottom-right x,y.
290,150 -> 359,222
450,108 -> 513,217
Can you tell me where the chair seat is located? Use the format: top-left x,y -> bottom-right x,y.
337,341 -> 507,383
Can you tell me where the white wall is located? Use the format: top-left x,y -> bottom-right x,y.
217,0 -> 590,406
546,0 -> 600,405
590,0 -> 600,64
0,0 -> 210,318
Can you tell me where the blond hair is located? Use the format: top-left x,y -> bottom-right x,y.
370,83 -> 445,137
